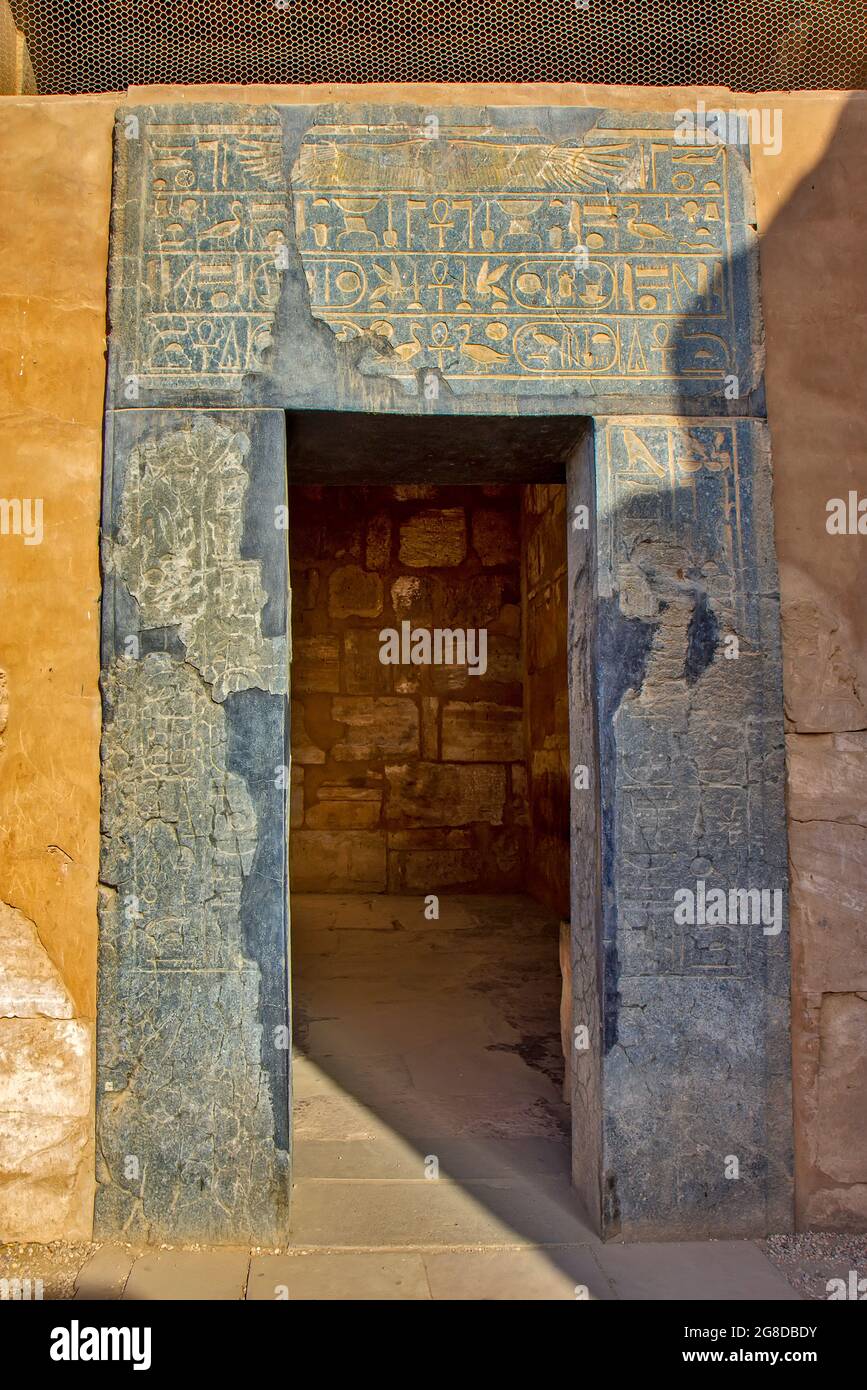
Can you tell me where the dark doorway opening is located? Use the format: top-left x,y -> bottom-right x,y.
286,411 -> 593,1257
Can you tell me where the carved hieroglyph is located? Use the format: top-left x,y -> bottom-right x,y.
100,104 -> 790,1245
293,121 -> 756,391
97,412 -> 290,1242
113,110 -> 289,392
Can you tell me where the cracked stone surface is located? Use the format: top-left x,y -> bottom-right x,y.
569,419 -> 791,1239
96,410 -> 290,1243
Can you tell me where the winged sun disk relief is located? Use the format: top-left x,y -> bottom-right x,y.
294,138 -> 632,192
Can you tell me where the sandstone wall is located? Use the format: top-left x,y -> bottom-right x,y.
0,84 -> 864,1236
522,485 -> 571,920
0,96 -> 109,1241
289,484 -> 527,893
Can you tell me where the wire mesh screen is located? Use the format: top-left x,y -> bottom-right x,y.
9,0 -> 867,95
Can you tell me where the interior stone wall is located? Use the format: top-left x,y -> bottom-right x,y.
522,485 -> 571,920
0,84 -> 864,1238
289,483 -> 527,894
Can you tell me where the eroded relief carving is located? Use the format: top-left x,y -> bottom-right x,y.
117,112 -> 289,391
107,416 -> 287,700
97,410 -> 290,1242
597,419 -> 786,981
101,656 -> 257,973
293,122 -> 750,390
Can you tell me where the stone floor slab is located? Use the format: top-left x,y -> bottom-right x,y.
423,1246 -> 614,1300
288,1174 -> 596,1249
595,1240 -> 803,1301
74,1245 -> 136,1300
247,1252 -> 430,1300
122,1249 -> 250,1301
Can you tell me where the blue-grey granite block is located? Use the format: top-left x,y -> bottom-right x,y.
568,417 -> 791,1239
107,102 -> 764,418
96,409 -> 290,1243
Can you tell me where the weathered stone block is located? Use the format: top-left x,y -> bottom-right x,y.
421,696 -> 439,759
290,765 -> 304,829
0,1018 -> 91,1116
328,565 -> 383,619
781,595 -> 867,733
433,574 -> 515,631
0,901 -> 74,1019
292,635 -> 340,694
786,731 -> 867,826
291,831 -> 386,892
291,700 -> 326,765
306,781 -> 382,830
397,850 -> 480,891
343,629 -> 392,695
385,762 -> 506,827
569,418 -> 791,1240
399,509 -> 466,568
331,696 -> 418,760
471,509 -> 519,567
365,512 -> 392,570
790,820 -> 867,994
97,409 -> 290,1244
817,995 -> 867,1185
391,575 -> 434,622
430,636 -> 522,692
0,1114 -> 92,1244
441,702 -> 523,761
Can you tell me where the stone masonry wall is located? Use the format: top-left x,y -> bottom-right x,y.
522,485 -> 571,920
289,484 -> 527,893
0,86 -> 865,1237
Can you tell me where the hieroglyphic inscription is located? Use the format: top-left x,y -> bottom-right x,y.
123,114 -> 289,390
597,419 -> 783,978
293,124 -> 741,387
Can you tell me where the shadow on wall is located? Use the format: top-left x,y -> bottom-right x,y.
755,94 -> 867,1234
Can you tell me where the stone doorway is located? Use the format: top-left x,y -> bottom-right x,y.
286,453 -> 579,1240
97,102 -> 792,1247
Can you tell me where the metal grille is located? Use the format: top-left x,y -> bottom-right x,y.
9,0 -> 867,95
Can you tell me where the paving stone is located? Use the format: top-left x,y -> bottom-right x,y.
289,1176 -> 595,1250
594,1241 -> 803,1301
74,1246 -> 136,1301
247,1252 -> 430,1301
122,1249 -> 250,1301
423,1247 -> 612,1300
